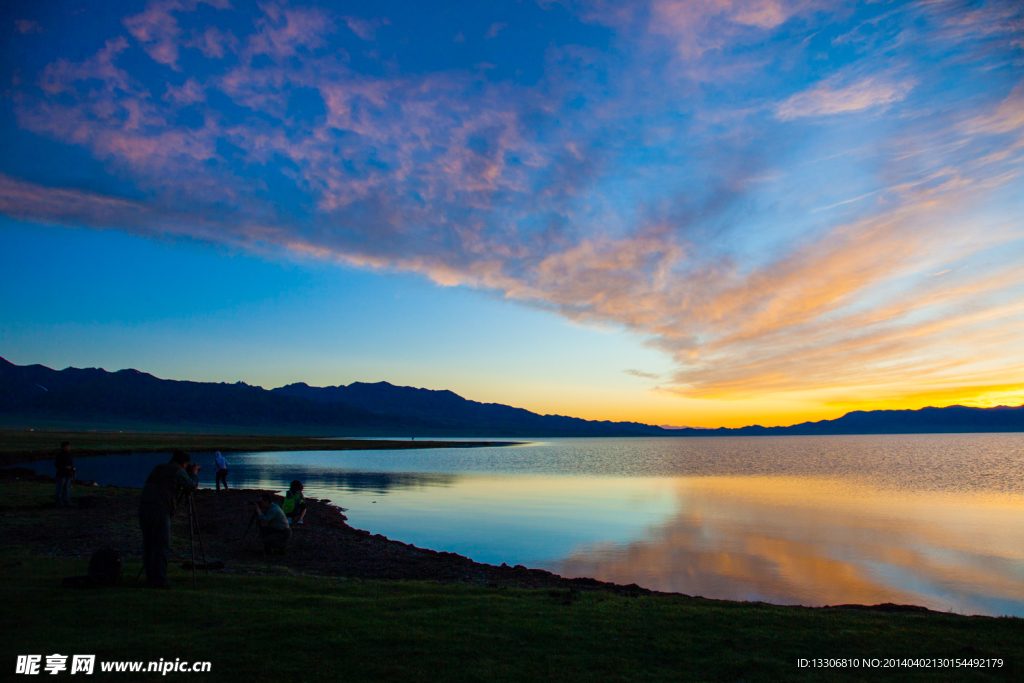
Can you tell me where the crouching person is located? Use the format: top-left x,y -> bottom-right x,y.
254,493 -> 291,554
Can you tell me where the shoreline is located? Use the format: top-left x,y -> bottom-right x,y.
1,466 -> 654,596
1,465 -> 959,615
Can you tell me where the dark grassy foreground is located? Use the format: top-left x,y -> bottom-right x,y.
2,553 -> 1021,682
0,429 -> 514,467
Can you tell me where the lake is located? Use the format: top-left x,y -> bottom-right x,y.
27,434 -> 1024,616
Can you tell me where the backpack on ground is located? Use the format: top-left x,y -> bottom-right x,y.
87,547 -> 122,586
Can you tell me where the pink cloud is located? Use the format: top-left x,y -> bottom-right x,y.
188,26 -> 239,58
15,19 -> 43,34
38,37 -> 131,95
966,86 -> 1024,136
485,22 -> 508,39
163,78 -> 206,104
123,0 -> 232,69
776,76 -> 915,120
569,0 -> 817,60
343,16 -> 384,41
0,174 -> 151,228
247,3 -> 335,59
123,0 -> 186,69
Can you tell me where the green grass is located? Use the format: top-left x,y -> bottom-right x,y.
0,479 -> 134,511
2,549 -> 1021,682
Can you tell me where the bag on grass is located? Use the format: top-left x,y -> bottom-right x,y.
88,547 -> 122,585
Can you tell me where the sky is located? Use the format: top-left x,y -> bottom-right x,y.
0,0 -> 1022,428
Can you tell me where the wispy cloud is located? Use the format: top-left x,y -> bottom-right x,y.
343,16 -> 388,41
776,76 -> 914,120
15,19 -> 43,34
625,369 -> 661,379
484,22 -> 507,39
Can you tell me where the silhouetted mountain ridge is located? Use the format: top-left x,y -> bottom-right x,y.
709,404 -> 1024,435
0,358 -> 665,436
1,357 -> 1021,435
271,381 -> 654,433
0,357 -> 403,432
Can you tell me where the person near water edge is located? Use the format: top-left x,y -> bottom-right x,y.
54,441 -> 75,507
214,451 -> 229,491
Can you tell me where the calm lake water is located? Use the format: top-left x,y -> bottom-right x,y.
29,434 -> 1024,616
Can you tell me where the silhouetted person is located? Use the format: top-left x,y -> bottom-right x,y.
282,480 -> 307,524
253,493 -> 291,554
214,451 -> 229,491
138,451 -> 199,587
54,441 -> 74,507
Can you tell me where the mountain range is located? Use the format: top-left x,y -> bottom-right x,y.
0,357 -> 664,436
1,357 -> 1021,436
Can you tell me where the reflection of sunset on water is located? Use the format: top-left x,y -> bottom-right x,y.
556,476 -> 1024,615
49,436 -> 1024,616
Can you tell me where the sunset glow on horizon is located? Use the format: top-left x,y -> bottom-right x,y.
1,0 -> 1022,428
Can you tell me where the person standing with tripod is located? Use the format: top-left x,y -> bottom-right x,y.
138,451 -> 199,588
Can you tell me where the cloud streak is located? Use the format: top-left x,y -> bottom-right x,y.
775,76 -> 915,120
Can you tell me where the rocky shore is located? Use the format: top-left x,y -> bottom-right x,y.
1,466 -> 655,596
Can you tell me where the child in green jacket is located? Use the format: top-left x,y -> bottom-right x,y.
282,480 -> 307,524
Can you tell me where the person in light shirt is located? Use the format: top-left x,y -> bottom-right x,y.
214,451 -> 229,491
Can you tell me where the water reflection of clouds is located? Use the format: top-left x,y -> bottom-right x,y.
556,476 -> 1024,616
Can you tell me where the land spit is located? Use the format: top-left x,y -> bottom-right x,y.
0,430 -> 519,469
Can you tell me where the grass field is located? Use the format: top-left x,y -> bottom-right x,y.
3,550 -> 1023,682
3,550 -> 1022,681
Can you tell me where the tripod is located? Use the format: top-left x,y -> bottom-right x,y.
183,491 -> 209,588
135,490 -> 209,587
238,508 -> 265,556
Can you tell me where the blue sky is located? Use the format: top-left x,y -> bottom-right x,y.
1,0 -> 1022,427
